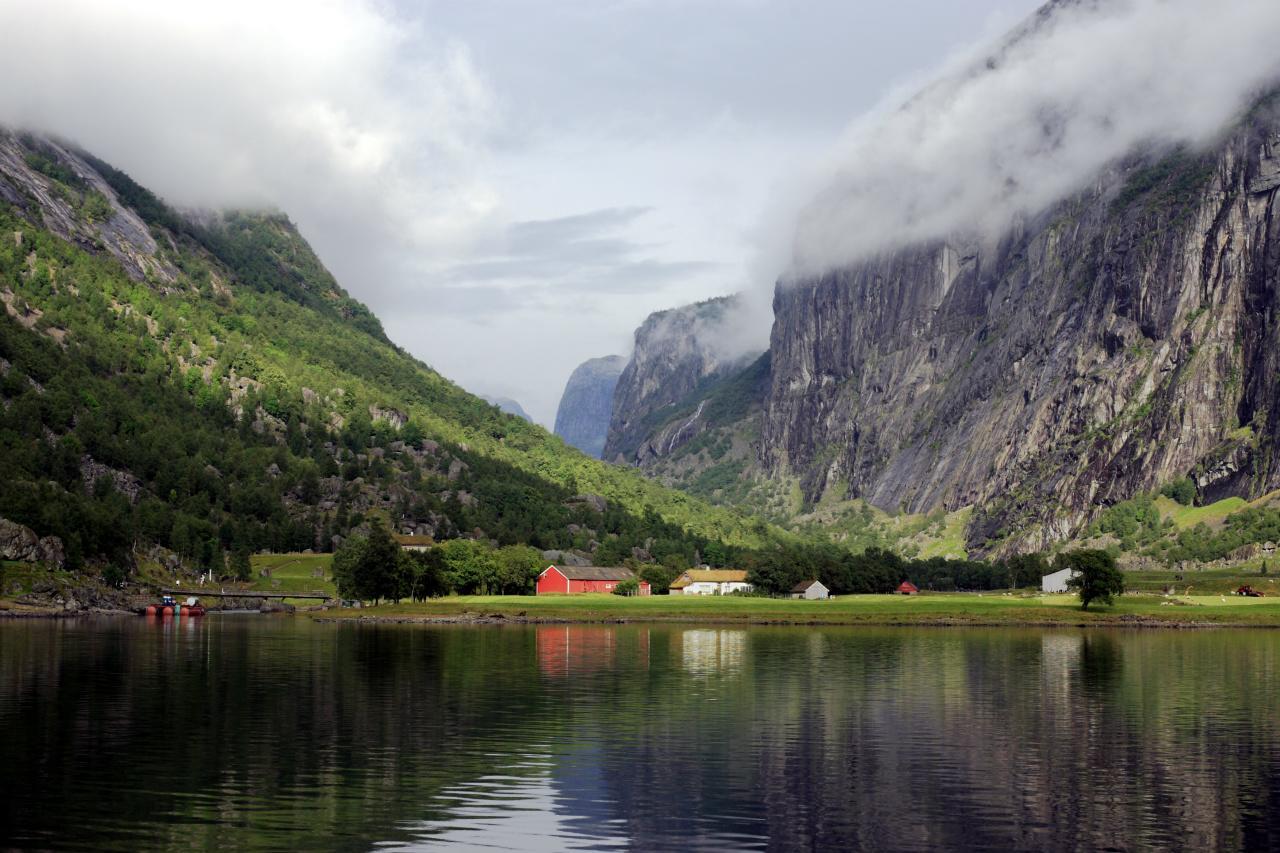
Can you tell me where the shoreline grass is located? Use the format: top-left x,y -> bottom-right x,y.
311,592 -> 1280,628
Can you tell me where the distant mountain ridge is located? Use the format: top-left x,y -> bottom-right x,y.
481,395 -> 532,422
553,355 -> 625,458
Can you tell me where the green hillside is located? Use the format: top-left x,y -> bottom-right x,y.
0,133 -> 780,577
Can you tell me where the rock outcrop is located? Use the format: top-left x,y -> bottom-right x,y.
762,100 -> 1280,552
553,355 -> 625,458
604,296 -> 760,463
0,517 -> 65,567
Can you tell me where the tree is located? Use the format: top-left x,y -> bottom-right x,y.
230,545 -> 252,581
1160,477 -> 1197,506
1062,549 -> 1125,609
332,521 -> 401,603
1004,552 -> 1049,588
612,578 -> 639,596
639,563 -> 678,594
401,548 -> 447,601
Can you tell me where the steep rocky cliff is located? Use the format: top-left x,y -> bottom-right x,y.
604,296 -> 760,463
553,355 -> 625,458
763,97 -> 1280,552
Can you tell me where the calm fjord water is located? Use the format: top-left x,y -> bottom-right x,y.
1,617 -> 1278,851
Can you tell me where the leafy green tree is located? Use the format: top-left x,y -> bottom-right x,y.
230,545 -> 252,581
331,535 -> 366,600
639,563 -> 678,594
400,548 -> 447,601
612,578 -> 639,596
332,521 -> 400,603
495,545 -> 543,595
1062,549 -> 1125,609
1160,477 -> 1197,506
1004,552 -> 1049,588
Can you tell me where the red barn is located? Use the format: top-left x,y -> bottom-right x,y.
536,565 -> 651,595
897,581 -> 919,595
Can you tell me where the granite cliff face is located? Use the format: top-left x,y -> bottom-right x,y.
553,355 -> 625,458
762,100 -> 1280,551
604,296 -> 759,463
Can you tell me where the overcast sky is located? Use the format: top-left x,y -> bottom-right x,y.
0,0 -> 1045,424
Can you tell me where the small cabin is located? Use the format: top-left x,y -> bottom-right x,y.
393,534 -> 435,552
536,565 -> 651,595
790,579 -> 829,600
897,581 -> 919,595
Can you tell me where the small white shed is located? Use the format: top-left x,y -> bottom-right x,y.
1041,567 -> 1077,593
791,579 -> 829,600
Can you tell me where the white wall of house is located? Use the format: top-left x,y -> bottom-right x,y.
681,581 -> 753,595
792,581 -> 829,600
1041,568 -> 1076,593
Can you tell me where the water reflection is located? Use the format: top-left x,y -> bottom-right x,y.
1,619 -> 1278,850
677,629 -> 745,676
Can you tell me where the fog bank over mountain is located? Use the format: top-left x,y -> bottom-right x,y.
785,0 -> 1280,280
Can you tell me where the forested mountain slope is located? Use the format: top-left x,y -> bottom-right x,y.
0,131 -> 777,574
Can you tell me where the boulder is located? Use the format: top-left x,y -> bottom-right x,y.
567,494 -> 608,514
0,517 -> 65,568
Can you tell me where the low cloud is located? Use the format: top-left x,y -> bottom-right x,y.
786,0 -> 1280,279
0,0 -> 501,304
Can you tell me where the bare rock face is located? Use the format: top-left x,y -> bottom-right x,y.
80,455 -> 143,504
553,355 -> 626,458
0,132 -> 177,283
605,296 -> 760,462
0,517 -> 65,568
761,103 -> 1280,553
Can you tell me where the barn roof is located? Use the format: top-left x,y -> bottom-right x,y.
394,534 -> 435,547
791,579 -> 823,593
546,565 -> 638,581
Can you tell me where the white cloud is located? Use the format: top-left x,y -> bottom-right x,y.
787,0 -> 1280,278
0,0 -> 1045,426
0,0 -> 500,282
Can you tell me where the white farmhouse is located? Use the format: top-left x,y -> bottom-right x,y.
670,569 -> 752,596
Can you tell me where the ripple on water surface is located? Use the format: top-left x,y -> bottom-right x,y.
1,618 -> 1279,850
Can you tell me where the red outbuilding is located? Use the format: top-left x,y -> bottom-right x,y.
897,581 -> 919,595
536,565 -> 651,595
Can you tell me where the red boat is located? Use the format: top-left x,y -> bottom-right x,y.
145,594 -> 207,616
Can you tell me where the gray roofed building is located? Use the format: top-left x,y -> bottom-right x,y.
552,565 -> 639,581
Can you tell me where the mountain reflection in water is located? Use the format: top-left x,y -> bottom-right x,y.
1,618 -> 1278,850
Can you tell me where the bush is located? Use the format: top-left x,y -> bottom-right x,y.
102,564 -> 127,588
1159,478 -> 1196,506
612,578 -> 639,596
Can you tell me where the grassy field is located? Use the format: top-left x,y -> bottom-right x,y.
314,590 -> 1280,627
1123,565 -> 1277,596
249,553 -> 335,597
1153,495 -> 1250,529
